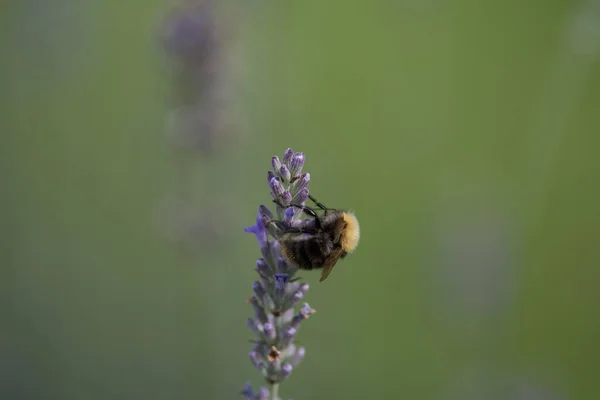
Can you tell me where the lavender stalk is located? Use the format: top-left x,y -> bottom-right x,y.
243,148 -> 316,400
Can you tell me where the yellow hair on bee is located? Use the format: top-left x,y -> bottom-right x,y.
341,212 -> 360,252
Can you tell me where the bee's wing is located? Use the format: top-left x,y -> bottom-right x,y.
319,264 -> 335,282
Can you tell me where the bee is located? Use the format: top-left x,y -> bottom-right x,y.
269,195 -> 360,282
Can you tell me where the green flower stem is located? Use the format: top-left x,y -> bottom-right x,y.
270,383 -> 279,400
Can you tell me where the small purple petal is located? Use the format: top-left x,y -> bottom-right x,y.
245,210 -> 267,248
267,170 -> 276,184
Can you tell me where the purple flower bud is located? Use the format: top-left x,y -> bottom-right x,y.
260,240 -> 278,269
268,240 -> 282,267
269,177 -> 284,199
279,165 -> 291,183
291,291 -> 304,306
247,318 -> 262,335
249,350 -> 264,371
300,303 -> 316,317
279,327 -> 297,347
280,190 -> 292,204
280,343 -> 296,359
280,308 -> 295,325
289,313 -> 306,330
256,387 -> 270,400
274,273 -> 289,303
253,281 -> 266,300
250,297 -> 268,324
241,382 -> 255,398
284,281 -> 301,295
271,156 -> 282,173
258,205 -> 273,220
267,170 -> 276,184
277,259 -> 298,277
280,363 -> 293,379
262,293 -> 275,313
290,172 -> 310,196
299,283 -> 309,294
290,303 -> 316,328
283,207 -> 295,223
263,322 -> 276,342
291,347 -> 306,366
293,188 -> 309,205
260,214 -> 271,230
276,256 -> 288,274
282,148 -> 294,166
256,259 -> 273,278
290,284 -> 309,307
289,152 -> 305,177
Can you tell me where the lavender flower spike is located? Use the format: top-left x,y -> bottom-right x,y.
243,149 -> 316,400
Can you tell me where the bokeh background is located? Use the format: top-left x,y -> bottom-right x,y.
2,0 -> 600,399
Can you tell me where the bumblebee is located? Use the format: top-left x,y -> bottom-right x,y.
269,195 -> 360,282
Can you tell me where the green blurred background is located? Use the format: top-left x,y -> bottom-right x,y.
2,0 -> 600,399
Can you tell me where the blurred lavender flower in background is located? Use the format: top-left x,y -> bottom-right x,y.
158,1 -> 241,248
161,0 -> 232,153
243,149 -> 315,400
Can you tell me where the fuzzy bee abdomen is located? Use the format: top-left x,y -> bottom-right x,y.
281,237 -> 327,270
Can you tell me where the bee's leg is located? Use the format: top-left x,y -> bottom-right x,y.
308,195 -> 337,213
271,200 -> 322,229
266,219 -> 306,234
272,199 -> 319,218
